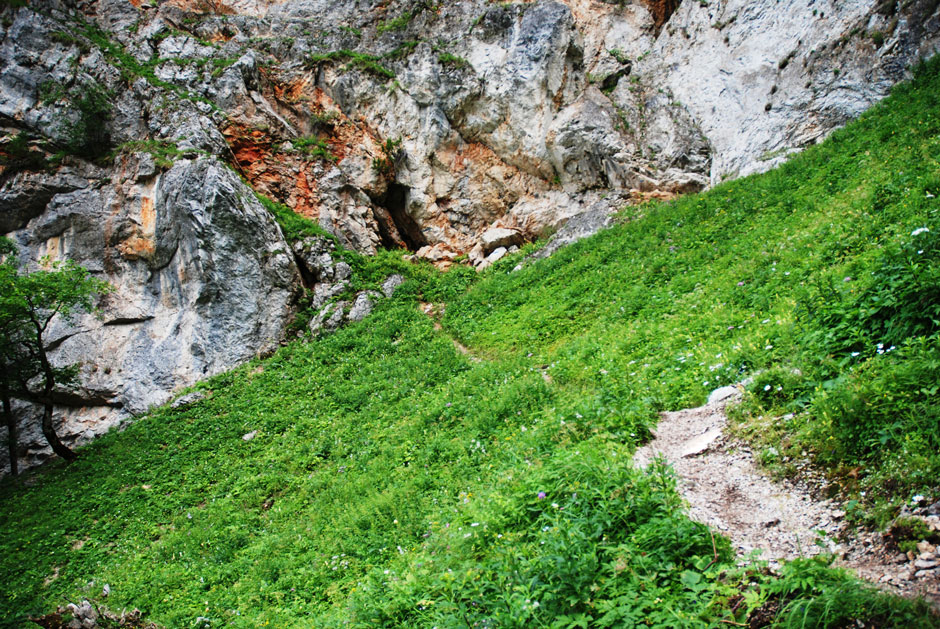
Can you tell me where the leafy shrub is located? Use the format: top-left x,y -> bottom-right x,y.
769,557 -> 936,628
376,11 -> 412,34
305,50 -> 395,79
809,336 -> 940,464
255,193 -> 338,244
371,137 -> 403,175
63,82 -> 112,160
437,52 -> 468,68
798,222 -> 940,358
292,136 -> 336,162
0,132 -> 48,172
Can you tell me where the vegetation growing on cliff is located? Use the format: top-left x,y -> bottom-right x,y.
1,57 -> 939,629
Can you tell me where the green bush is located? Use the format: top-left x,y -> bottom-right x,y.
810,336 -> 940,464
799,221 -> 940,359
291,136 -> 336,162
63,83 -> 112,160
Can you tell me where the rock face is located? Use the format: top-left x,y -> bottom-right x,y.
4,156 -> 299,469
1,0 -> 938,468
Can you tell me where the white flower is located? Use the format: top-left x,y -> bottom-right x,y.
912,227 -> 930,236
551,502 -> 559,508
764,385 -> 771,391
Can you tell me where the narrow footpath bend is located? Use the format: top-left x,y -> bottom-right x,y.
634,388 -> 940,606
419,302 -> 481,362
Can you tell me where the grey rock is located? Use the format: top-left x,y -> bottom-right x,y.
293,236 -> 339,283
480,227 -> 521,253
334,261 -> 352,282
242,430 -> 257,442
708,385 -> 741,405
381,274 -> 405,298
170,391 -> 206,410
530,207 -> 614,261
486,247 -> 508,263
913,559 -> 939,570
310,301 -> 349,334
680,427 -> 722,458
348,292 -> 377,322
5,159 -> 299,468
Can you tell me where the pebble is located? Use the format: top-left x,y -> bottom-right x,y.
242,430 -> 257,441
913,559 -> 939,569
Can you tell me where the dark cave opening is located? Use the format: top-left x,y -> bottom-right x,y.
376,183 -> 428,251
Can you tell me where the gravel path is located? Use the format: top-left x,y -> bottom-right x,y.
634,387 -> 940,605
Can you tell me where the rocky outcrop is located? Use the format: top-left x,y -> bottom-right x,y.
3,156 -> 299,468
645,0 -> 940,181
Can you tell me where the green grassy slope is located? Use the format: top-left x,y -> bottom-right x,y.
1,60 -> 939,628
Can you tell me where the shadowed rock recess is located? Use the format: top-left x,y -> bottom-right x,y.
1,0 -> 938,468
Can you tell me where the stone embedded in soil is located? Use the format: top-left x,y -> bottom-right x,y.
679,427 -> 722,457
480,227 -> 522,253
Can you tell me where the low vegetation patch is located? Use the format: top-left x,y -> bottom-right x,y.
1,55 -> 939,629
305,49 -> 396,79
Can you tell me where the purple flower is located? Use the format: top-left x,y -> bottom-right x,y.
537,491 -> 546,500
737,281 -> 745,286
446,402 -> 452,407
843,276 -> 852,282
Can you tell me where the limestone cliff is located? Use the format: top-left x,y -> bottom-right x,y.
1,0 -> 938,469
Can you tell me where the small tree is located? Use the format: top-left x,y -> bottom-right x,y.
0,237 -> 110,470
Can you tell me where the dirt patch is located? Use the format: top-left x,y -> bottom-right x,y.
419,302 -> 480,361
634,392 -> 940,605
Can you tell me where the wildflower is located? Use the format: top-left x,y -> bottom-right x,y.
851,351 -> 860,357
843,276 -> 852,282
551,502 -> 559,508
911,227 -> 930,236
537,491 -> 546,500
470,522 -> 479,527
737,281 -> 745,286
764,385 -> 772,391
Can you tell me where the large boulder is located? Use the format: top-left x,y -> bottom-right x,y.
4,157 -> 300,468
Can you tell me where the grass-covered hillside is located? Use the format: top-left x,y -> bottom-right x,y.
2,60 -> 940,628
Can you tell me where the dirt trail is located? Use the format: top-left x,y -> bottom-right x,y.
419,302 -> 480,362
634,388 -> 940,605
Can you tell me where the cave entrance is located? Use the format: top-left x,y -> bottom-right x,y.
376,183 -> 428,251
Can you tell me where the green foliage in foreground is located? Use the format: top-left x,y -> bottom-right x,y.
444,57 -> 940,525
2,60 -> 940,629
